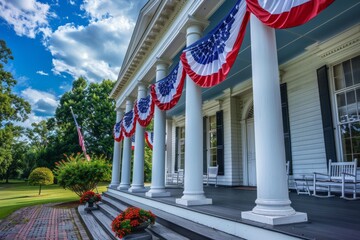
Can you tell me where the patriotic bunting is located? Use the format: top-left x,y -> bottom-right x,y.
180,0 -> 250,88
131,135 -> 135,150
145,131 -> 154,150
151,62 -> 186,111
121,110 -> 137,137
246,0 -> 334,29
134,95 -> 154,127
113,121 -> 123,142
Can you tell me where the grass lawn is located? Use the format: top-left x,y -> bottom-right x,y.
0,180 -> 109,219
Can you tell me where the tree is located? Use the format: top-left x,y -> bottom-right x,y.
54,77 -> 115,160
0,40 -> 31,176
28,167 -> 54,195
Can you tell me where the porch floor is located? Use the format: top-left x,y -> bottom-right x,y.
110,186 -> 360,240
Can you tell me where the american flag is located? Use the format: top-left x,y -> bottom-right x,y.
121,109 -> 137,137
246,0 -> 334,29
151,62 -> 186,111
145,131 -> 154,150
70,107 -> 90,161
181,0 -> 250,88
113,120 -> 123,142
134,94 -> 154,127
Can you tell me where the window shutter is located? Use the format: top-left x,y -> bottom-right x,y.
203,117 -> 207,175
175,127 -> 179,171
280,83 -> 293,175
317,65 -> 337,163
216,110 -> 224,175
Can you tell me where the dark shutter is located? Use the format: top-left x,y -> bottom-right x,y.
317,65 -> 337,162
280,83 -> 293,175
175,127 -> 179,171
203,117 -> 208,175
216,110 -> 224,175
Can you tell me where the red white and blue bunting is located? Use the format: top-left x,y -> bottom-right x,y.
121,110 -> 137,137
151,62 -> 186,111
113,121 -> 123,142
246,0 -> 334,29
145,131 -> 154,150
180,0 -> 250,88
134,95 -> 154,127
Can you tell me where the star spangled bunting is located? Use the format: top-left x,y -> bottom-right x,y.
121,110 -> 137,137
113,121 -> 123,142
131,135 -> 135,150
246,0 -> 334,29
134,95 -> 154,127
145,131 -> 154,150
180,0 -> 250,88
151,62 -> 186,111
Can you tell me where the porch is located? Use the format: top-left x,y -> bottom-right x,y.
105,186 -> 360,240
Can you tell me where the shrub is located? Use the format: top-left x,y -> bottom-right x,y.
53,153 -> 111,197
28,167 -> 54,195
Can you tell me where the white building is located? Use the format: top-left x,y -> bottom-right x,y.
109,0 -> 360,229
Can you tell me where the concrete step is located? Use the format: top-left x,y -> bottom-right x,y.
103,191 -> 243,240
78,205 -> 113,240
100,196 -> 188,240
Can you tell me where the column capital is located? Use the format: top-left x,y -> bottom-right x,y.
185,15 -> 209,32
155,58 -> 172,69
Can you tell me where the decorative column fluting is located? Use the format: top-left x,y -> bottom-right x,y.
241,14 -> 307,225
129,84 -> 147,193
146,59 -> 171,197
109,108 -> 123,188
118,99 -> 133,190
176,18 -> 212,206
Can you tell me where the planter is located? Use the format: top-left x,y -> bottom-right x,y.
85,202 -> 97,213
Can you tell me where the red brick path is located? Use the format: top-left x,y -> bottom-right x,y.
0,204 -> 89,240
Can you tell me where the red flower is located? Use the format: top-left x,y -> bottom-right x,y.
111,207 -> 156,239
79,191 -> 102,203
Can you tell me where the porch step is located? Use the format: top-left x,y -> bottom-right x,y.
78,205 -> 112,240
103,191 -> 243,240
100,195 -> 189,240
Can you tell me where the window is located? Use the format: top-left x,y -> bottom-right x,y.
208,115 -> 217,167
178,127 -> 185,169
333,56 -> 360,161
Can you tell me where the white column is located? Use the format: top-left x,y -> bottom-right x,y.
146,60 -> 171,197
176,20 -> 212,206
129,84 -> 147,193
118,99 -> 133,190
109,109 -> 123,188
241,14 -> 307,225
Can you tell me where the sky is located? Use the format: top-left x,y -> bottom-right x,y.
0,0 -> 147,127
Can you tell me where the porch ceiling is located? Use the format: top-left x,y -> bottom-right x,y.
167,0 -> 360,117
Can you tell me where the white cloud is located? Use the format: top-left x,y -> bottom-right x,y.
21,88 -> 58,116
69,0 -> 75,5
36,70 -> 49,76
16,113 -> 48,129
47,0 -> 146,82
0,0 -> 53,39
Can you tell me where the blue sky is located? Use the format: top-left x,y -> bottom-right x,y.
0,0 -> 147,127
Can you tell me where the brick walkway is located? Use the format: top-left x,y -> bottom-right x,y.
0,204 -> 90,240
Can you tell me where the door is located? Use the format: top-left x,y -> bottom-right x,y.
247,119 -> 256,186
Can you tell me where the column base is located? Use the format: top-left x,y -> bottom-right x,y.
145,190 -> 171,198
241,211 -> 308,225
176,196 -> 212,206
128,186 -> 147,193
117,184 -> 130,190
108,183 -> 120,189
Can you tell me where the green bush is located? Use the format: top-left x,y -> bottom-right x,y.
53,153 -> 111,197
28,167 -> 54,195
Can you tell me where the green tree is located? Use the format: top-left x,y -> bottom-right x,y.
0,40 -> 31,176
28,167 -> 54,195
54,77 -> 115,160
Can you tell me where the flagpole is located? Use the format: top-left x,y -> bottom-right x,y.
70,106 -> 90,161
